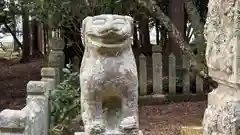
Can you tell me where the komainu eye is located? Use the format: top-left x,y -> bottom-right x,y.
114,19 -> 126,24
93,19 -> 106,24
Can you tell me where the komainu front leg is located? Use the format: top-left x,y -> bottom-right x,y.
120,88 -> 139,135
81,93 -> 105,135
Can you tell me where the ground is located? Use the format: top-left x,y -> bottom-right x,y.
0,58 -> 207,135
0,58 -> 43,111
139,101 -> 206,135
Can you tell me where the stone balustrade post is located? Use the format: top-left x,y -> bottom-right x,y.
48,38 -> 65,81
23,81 -> 49,135
41,67 -> 59,88
152,46 -> 163,94
40,67 -> 59,128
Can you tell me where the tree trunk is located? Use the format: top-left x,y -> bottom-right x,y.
160,26 -> 167,50
139,16 -> 151,55
132,20 -> 139,49
20,9 -> 30,63
43,24 -> 48,55
167,0 -> 185,67
31,19 -> 43,58
132,20 -> 140,74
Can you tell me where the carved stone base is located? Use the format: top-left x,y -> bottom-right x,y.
202,84 -> 240,135
74,130 -> 143,135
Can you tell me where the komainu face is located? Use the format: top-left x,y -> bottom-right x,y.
81,14 -> 133,48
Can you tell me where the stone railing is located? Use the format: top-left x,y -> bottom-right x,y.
0,67 -> 58,135
0,37 -> 65,134
0,37 -> 66,135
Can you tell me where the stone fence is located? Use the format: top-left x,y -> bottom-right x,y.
0,67 -> 58,135
138,46 -> 206,105
0,38 -> 65,135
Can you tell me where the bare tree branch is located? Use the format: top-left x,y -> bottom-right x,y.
3,22 -> 23,50
136,0 -> 217,89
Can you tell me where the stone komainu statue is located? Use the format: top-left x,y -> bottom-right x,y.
80,14 -> 139,135
202,0 -> 240,135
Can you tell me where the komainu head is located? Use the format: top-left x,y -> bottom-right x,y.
81,14 -> 133,48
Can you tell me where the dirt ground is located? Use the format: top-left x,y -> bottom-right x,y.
0,58 -> 207,135
139,101 -> 206,135
0,58 -> 43,111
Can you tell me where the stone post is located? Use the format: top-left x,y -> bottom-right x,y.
40,67 -> 58,128
0,109 -> 26,134
152,46 -> 163,94
48,38 -> 65,81
202,0 -> 240,135
23,81 -> 49,135
139,53 -> 147,95
168,53 -> 176,94
41,67 -> 59,88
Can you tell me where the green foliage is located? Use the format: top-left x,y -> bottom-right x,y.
49,66 -> 81,135
30,0 -> 137,29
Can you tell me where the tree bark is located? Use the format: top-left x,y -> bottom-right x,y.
133,20 -> 139,49
139,16 -> 151,55
20,8 -> 30,63
167,0 -> 185,67
31,19 -> 43,58
155,19 -> 160,45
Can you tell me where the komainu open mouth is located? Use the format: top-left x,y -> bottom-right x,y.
87,31 -> 129,44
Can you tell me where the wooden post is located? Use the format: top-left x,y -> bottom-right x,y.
169,53 -> 176,94
139,53 -> 147,95
196,75 -> 203,93
152,46 -> 163,94
183,55 -> 190,93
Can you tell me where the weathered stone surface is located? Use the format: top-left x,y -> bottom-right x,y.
0,109 -> 26,130
27,81 -> 47,94
41,67 -> 59,87
80,14 -> 139,135
203,0 -> 240,134
24,81 -> 50,135
203,101 -> 240,135
41,67 -> 57,78
48,38 -> 65,81
49,38 -> 65,51
204,0 -> 240,85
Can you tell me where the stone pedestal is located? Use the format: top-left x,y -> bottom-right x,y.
202,0 -> 240,135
